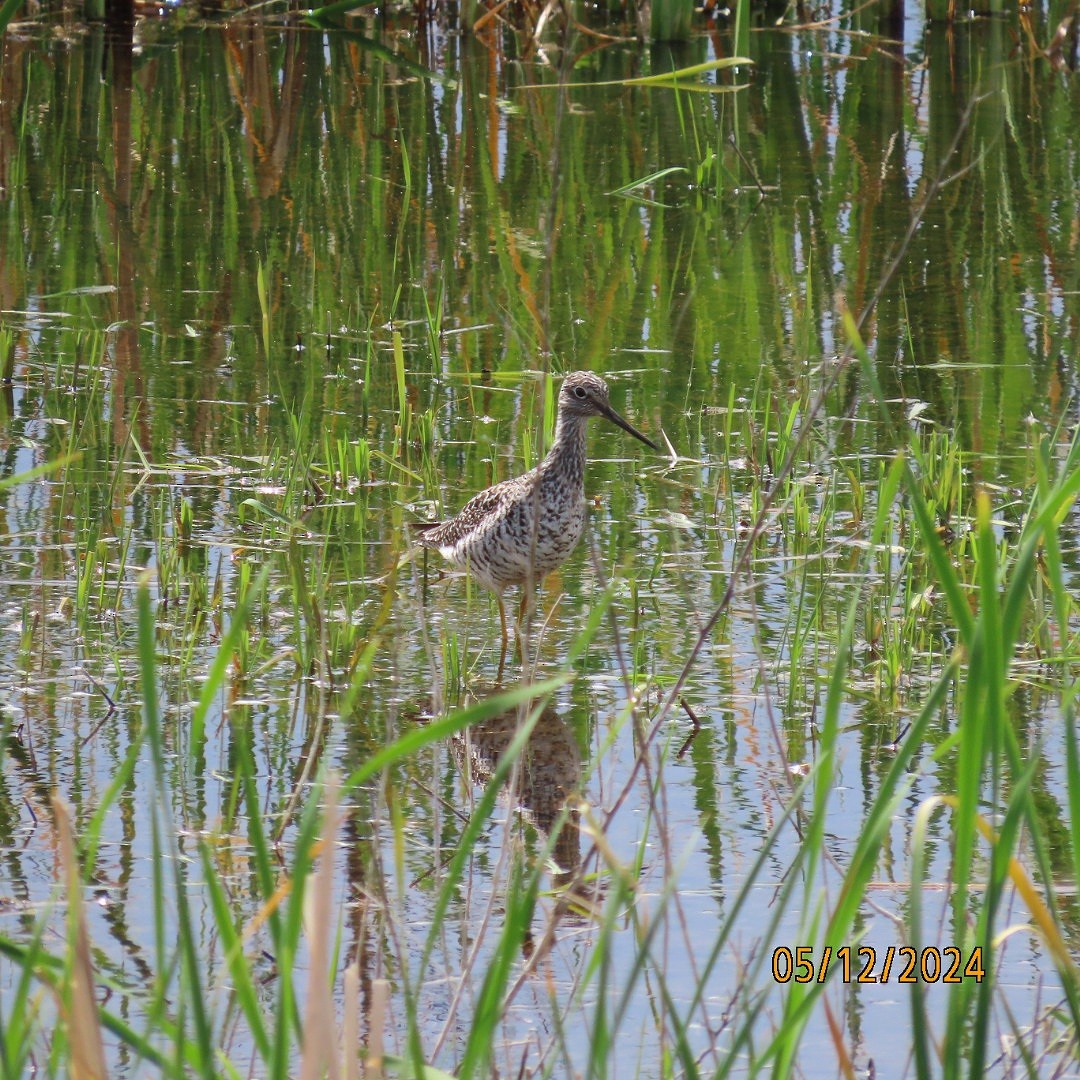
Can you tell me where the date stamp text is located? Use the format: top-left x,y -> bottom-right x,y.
771,946 -> 986,984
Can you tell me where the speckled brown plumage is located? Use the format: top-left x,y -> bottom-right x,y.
416,371 -> 656,668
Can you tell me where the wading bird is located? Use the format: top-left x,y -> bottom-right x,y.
415,371 -> 657,674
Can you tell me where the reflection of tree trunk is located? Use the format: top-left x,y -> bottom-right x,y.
103,28 -> 150,453
746,37 -> 837,367
0,39 -> 33,415
903,22 -> 1005,459
904,25 -> 972,403
106,0 -> 135,36
343,804 -> 378,1063
225,25 -> 307,200
0,39 -> 24,312
222,26 -> 307,385
875,0 -> 904,38
851,0 -> 911,396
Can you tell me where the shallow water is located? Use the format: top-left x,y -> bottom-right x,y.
1,7 -> 1078,1076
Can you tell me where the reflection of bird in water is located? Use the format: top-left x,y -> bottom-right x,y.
415,371 -> 657,675
451,694 -> 582,892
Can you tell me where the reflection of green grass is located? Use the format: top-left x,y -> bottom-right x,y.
6,363 -> 1079,1077
0,15 -> 1078,1080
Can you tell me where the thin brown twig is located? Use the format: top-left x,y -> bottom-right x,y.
472,0 -> 513,32
594,91 -> 988,831
652,91 -> 988,734
675,697 -> 701,759
774,0 -> 899,34
78,670 -> 118,746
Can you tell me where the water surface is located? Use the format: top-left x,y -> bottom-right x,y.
1,8 -> 1078,1075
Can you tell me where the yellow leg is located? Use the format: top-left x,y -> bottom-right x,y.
514,585 -> 540,665
496,593 -> 508,682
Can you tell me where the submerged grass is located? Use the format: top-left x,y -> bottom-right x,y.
1,348 -> 1079,1076
1,12 -> 1079,1079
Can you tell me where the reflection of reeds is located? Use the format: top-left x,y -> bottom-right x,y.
0,324 -> 13,383
648,0 -> 695,41
0,14 -> 1078,1080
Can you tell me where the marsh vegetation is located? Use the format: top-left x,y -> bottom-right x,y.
0,2 -> 1078,1076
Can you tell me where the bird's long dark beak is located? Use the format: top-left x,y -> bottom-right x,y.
602,403 -> 659,452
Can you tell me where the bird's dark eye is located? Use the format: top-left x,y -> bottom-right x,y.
573,385 -> 587,399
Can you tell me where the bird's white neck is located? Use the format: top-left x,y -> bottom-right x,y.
542,409 -> 589,480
